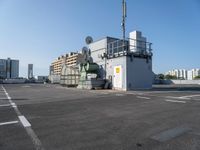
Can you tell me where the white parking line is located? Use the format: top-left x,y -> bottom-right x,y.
0,104 -> 11,107
127,92 -> 144,95
166,94 -> 200,100
165,96 -> 190,100
11,102 -> 17,108
0,121 -> 19,126
165,99 -> 186,103
137,96 -> 151,100
178,94 -> 200,99
116,94 -> 124,96
18,116 -> 31,127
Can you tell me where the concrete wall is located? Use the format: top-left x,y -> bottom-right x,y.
127,57 -> 153,90
160,79 -> 200,85
3,79 -> 26,84
90,38 -> 107,79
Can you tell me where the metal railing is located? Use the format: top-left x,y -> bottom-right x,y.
107,38 -> 152,58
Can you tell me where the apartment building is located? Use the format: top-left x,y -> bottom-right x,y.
166,69 -> 187,79
50,52 -> 83,75
187,69 -> 200,80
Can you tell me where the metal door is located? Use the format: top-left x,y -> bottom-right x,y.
113,65 -> 122,88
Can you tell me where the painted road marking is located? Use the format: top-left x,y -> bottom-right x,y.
166,95 -> 200,100
137,96 -> 151,100
11,102 -> 17,108
165,96 -> 190,100
116,94 -> 124,96
165,99 -> 186,103
18,116 -> 31,127
127,93 -> 144,96
178,94 -> 200,99
0,121 -> 19,126
2,86 -> 45,150
0,104 -> 11,107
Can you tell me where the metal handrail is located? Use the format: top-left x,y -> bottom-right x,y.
107,38 -> 153,58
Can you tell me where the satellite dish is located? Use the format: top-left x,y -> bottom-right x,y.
82,46 -> 88,55
85,36 -> 93,45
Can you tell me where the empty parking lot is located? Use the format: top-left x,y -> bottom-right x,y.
0,84 -> 200,150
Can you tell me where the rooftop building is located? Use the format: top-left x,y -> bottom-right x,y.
88,31 -> 153,90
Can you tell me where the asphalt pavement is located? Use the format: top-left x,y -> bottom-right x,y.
0,84 -> 200,150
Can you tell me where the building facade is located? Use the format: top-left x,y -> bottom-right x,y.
50,52 -> 84,75
0,58 -> 19,79
187,69 -> 200,80
28,64 -> 33,79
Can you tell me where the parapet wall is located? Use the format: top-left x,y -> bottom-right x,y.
155,79 -> 200,85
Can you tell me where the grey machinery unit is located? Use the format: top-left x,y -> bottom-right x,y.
60,65 -> 80,87
60,53 -> 84,86
77,62 -> 105,89
77,37 -> 105,89
60,36 -> 106,89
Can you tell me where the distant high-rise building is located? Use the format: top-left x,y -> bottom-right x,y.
166,69 -> 187,79
179,69 -> 187,80
0,58 -> 19,79
10,59 -> 19,78
187,69 -> 200,80
28,64 -> 33,79
166,68 -> 200,80
187,70 -> 193,80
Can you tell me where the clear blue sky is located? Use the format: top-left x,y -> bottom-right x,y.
0,0 -> 200,77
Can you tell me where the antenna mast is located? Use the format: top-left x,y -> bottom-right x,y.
122,0 -> 127,42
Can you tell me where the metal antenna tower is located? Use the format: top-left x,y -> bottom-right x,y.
122,0 -> 127,42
